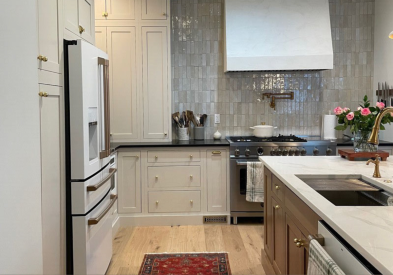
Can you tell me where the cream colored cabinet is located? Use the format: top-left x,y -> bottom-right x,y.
148,191 -> 201,213
206,150 -> 228,212
64,0 -> 95,44
141,0 -> 168,20
96,0 -> 136,20
142,26 -> 169,140
39,85 -> 64,274
118,151 -> 141,213
37,0 -> 62,74
95,27 -> 107,52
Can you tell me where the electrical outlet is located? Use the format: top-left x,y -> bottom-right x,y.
214,114 -> 220,124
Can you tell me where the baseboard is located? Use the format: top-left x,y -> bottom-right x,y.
112,216 -> 120,239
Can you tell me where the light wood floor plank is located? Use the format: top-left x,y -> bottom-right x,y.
186,225 -> 206,252
167,225 -> 188,252
238,225 -> 266,275
204,225 -> 225,252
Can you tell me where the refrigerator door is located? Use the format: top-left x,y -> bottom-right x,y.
68,40 -> 111,180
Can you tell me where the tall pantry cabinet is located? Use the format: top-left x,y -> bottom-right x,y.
95,0 -> 171,142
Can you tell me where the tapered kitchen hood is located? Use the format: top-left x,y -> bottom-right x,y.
224,0 -> 333,72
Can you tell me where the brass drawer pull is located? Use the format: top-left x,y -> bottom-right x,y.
155,156 -> 158,159
37,55 -> 48,62
79,25 -> 85,34
275,185 -> 280,190
190,175 -> 193,179
87,168 -> 117,191
294,238 -> 302,243
88,194 -> 117,225
190,200 -> 193,204
296,242 -> 304,248
190,155 -> 193,158
38,92 -> 49,97
162,12 -> 167,16
156,201 -> 159,205
155,176 -> 159,179
103,12 -> 108,17
275,205 -> 280,209
212,151 -> 221,155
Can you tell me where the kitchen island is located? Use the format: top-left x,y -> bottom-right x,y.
260,156 -> 393,274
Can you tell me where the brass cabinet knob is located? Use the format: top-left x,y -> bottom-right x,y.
275,205 -> 280,209
155,156 -> 158,159
37,55 -> 48,62
190,155 -> 193,158
275,185 -> 280,190
190,200 -> 193,203
294,238 -> 302,243
163,12 -> 167,16
38,92 -> 48,97
164,132 -> 168,136
296,242 -> 304,248
155,176 -> 158,179
103,12 -> 108,17
156,201 -> 159,205
190,175 -> 193,179
79,25 -> 85,34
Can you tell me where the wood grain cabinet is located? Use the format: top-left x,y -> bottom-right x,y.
64,0 -> 95,44
264,168 -> 321,275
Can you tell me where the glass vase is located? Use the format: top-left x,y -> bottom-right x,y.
353,130 -> 378,152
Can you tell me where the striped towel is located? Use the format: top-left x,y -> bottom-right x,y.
246,162 -> 264,202
307,238 -> 346,275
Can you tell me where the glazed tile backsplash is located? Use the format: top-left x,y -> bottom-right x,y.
171,0 -> 375,139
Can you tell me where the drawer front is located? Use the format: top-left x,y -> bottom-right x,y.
148,191 -> 201,213
147,150 -> 201,163
148,166 -> 201,188
272,174 -> 285,202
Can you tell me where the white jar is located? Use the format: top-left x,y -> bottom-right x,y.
213,130 -> 222,140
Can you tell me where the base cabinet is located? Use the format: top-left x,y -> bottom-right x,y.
264,168 -> 321,275
206,150 -> 227,212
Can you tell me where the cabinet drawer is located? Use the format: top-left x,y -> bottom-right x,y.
148,191 -> 201,213
272,175 -> 285,202
148,166 -> 201,188
147,150 -> 200,163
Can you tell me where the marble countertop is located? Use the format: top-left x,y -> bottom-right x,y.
259,156 -> 393,274
336,139 -> 393,146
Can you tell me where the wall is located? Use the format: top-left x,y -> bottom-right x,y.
171,0 -> 375,139
0,1 -> 43,274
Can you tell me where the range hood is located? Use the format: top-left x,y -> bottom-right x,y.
224,0 -> 333,72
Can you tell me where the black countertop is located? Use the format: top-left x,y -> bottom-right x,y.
336,139 -> 393,146
111,139 -> 229,151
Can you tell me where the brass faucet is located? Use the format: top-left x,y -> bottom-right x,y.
366,154 -> 382,178
368,107 -> 393,144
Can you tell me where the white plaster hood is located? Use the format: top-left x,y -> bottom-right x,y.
224,0 -> 334,72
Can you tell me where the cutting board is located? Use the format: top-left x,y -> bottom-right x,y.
338,149 -> 389,161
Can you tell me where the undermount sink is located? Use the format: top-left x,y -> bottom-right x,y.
296,175 -> 393,206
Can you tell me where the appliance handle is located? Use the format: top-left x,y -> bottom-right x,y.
86,168 -> 117,192
98,57 -> 110,159
88,194 -> 117,226
236,161 -> 249,166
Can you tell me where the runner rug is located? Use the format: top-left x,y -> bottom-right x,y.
138,252 -> 231,275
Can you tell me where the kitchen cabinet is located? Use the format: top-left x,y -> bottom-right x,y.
206,150 -> 228,212
37,0 -> 62,74
118,151 -> 141,213
96,0 -> 136,20
95,27 -> 107,52
64,0 -> 95,44
141,0 -> 168,20
142,26 -> 169,140
39,85 -> 64,274
264,168 -> 321,275
148,191 -> 201,213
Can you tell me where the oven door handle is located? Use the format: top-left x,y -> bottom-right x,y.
236,161 -> 249,166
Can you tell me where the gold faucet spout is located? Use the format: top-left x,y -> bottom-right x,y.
368,107 -> 393,145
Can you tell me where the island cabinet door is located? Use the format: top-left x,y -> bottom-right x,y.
272,196 -> 285,275
264,168 -> 273,262
286,213 -> 304,275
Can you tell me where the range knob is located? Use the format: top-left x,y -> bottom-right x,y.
276,148 -> 283,156
288,148 -> 295,156
295,148 -> 301,156
257,147 -> 264,156
235,148 -> 240,157
282,148 -> 289,156
300,148 -> 307,156
245,148 -> 251,157
326,147 -> 332,156
270,148 -> 276,156
313,147 -> 319,156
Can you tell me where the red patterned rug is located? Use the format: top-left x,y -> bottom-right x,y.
138,253 -> 231,275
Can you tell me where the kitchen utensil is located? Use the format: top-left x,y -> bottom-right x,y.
172,112 -> 181,128
195,114 -> 201,126
201,114 -> 207,126
250,123 -> 277,137
188,110 -> 199,127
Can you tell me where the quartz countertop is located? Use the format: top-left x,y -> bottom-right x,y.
259,156 -> 393,274
111,139 -> 229,151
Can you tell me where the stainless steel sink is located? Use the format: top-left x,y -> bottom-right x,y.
296,175 -> 393,206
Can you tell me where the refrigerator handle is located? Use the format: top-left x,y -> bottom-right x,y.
98,57 -> 110,159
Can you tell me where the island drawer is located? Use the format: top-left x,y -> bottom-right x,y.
271,174 -> 285,202
148,191 -> 201,213
147,166 -> 201,188
147,150 -> 201,163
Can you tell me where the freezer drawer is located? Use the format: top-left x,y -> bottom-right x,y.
72,191 -> 116,275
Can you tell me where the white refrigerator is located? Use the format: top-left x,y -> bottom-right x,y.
65,39 -> 117,275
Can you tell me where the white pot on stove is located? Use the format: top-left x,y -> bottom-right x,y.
250,123 -> 277,138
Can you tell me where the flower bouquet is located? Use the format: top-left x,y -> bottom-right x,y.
333,95 -> 393,152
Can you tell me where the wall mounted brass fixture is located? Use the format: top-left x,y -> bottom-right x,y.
262,91 -> 294,110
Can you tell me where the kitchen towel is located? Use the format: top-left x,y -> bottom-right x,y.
322,115 -> 337,140
307,238 -> 346,275
246,162 -> 264,202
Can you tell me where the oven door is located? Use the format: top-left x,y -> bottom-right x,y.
230,159 -> 264,213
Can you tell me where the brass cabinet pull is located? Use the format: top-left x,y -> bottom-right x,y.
296,242 -> 304,248
132,155 -> 139,159
190,200 -> 193,203
190,175 -> 193,179
274,205 -> 280,209
294,238 -> 303,243
103,12 -> 108,17
155,155 -> 158,159
156,201 -> 159,205
38,92 -> 49,97
88,194 -> 117,225
79,25 -> 85,34
275,185 -> 280,190
190,155 -> 193,158
155,175 -> 159,179
164,132 -> 168,136
87,168 -> 117,191
162,12 -> 167,16
37,55 -> 48,62
212,151 -> 221,155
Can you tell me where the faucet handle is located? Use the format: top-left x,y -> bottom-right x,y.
375,154 -> 381,163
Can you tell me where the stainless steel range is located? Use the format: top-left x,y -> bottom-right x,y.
227,135 -> 337,224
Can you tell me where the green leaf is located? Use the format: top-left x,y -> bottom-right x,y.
335,125 -> 347,131
380,124 -> 386,130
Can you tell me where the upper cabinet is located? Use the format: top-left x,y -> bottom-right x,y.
37,0 -> 62,74
96,0 -> 136,20
64,0 -> 95,44
141,0 -> 168,20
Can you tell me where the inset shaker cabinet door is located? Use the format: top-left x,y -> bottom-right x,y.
118,152 -> 141,213
95,0 -> 106,19
64,0 -> 79,36
37,0 -> 61,73
107,27 -> 139,141
107,0 -> 136,20
39,85 -> 64,275
142,26 -> 169,140
141,0 -> 168,20
206,150 -> 228,212
78,0 -> 95,44
95,27 -> 107,53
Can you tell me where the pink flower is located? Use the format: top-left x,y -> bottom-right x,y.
334,107 -> 343,115
343,107 -> 350,113
361,108 -> 371,116
376,101 -> 385,109
346,112 -> 354,121
357,107 -> 363,111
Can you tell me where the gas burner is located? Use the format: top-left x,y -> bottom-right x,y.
229,134 -> 307,143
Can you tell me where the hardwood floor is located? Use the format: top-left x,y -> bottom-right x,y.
107,224 -> 275,275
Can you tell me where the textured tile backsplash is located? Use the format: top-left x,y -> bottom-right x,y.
171,0 -> 375,139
